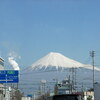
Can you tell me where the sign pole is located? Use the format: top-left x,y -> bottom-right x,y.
5,74 -> 7,100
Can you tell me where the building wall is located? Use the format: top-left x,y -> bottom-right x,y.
94,83 -> 100,100
0,58 -> 4,70
0,58 -> 4,100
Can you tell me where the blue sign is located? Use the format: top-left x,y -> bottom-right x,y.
27,94 -> 32,98
0,70 -> 19,83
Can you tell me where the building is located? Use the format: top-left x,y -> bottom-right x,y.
94,83 -> 100,100
54,78 -> 72,95
0,57 -> 4,100
0,57 -> 4,70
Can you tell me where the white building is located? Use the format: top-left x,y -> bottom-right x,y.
0,57 -> 4,70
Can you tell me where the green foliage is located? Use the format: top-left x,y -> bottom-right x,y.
87,95 -> 92,100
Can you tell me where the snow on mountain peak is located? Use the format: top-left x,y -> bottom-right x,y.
26,52 -> 100,71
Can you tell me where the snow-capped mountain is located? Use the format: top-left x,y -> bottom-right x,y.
20,52 -> 100,95
27,52 -> 100,71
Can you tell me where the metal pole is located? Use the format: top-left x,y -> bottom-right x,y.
92,51 -> 95,90
71,67 -> 74,92
74,68 -> 77,92
5,74 -> 7,100
33,93 -> 35,100
68,75 -> 71,94
90,51 -> 95,90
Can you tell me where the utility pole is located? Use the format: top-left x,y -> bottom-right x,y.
74,68 -> 77,92
90,51 -> 95,90
68,75 -> 71,94
71,67 -> 75,92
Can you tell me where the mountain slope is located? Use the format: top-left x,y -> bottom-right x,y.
27,52 -> 100,71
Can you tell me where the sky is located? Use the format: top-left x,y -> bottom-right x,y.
0,0 -> 100,69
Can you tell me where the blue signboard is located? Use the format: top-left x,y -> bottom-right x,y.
0,70 -> 19,83
27,94 -> 32,98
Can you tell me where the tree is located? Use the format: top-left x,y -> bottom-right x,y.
14,89 -> 24,100
87,95 -> 92,100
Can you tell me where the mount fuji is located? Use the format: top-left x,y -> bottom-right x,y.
20,52 -> 100,95
26,52 -> 100,71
